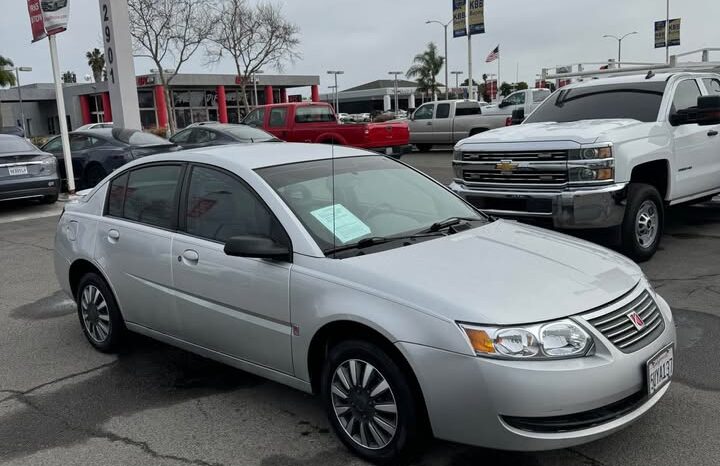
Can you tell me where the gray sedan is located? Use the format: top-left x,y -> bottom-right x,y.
54,143 -> 675,464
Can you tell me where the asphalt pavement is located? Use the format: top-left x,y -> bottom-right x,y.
1,150 -> 719,466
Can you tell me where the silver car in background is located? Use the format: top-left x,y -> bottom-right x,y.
55,143 -> 675,464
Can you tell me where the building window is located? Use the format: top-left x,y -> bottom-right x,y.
88,95 -> 105,123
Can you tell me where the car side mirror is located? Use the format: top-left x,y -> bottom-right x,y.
510,108 -> 525,125
224,235 -> 291,261
498,100 -> 509,108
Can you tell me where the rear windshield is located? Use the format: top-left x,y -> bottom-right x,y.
225,125 -> 279,142
0,137 -> 36,154
295,106 -> 336,123
111,128 -> 170,146
525,81 -> 668,124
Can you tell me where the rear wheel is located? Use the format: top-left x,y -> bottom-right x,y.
621,183 -> 664,262
76,273 -> 126,353
321,340 -> 424,465
83,165 -> 107,189
415,144 -> 432,152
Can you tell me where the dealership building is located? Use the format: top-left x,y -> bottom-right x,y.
0,72 -> 321,137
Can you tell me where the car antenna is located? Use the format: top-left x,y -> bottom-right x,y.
646,70 -> 655,80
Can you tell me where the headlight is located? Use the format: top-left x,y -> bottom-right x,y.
39,157 -> 57,175
569,145 -> 614,184
459,319 -> 593,360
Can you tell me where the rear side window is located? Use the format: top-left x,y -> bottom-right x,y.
672,80 -> 702,113
295,106 -> 336,123
455,102 -> 481,116
107,173 -> 128,217
533,89 -> 551,103
119,165 -> 183,229
703,78 -> 720,95
436,103 -> 451,119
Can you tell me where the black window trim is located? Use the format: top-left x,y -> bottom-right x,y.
103,161 -> 188,233
669,78 -> 702,117
176,162 -> 293,253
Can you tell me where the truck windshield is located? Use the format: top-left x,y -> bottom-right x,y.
524,81 -> 668,124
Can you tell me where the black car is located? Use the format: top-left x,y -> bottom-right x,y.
42,128 -> 178,189
169,123 -> 281,150
0,134 -> 60,203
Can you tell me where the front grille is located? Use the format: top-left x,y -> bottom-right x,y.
463,170 -> 568,185
462,150 -> 569,162
502,390 -> 646,433
585,290 -> 665,353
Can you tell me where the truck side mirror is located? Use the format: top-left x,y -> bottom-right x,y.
697,95 -> 720,126
510,108 -> 525,125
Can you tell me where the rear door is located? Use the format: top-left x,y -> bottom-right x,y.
432,102 -> 453,144
95,163 -> 185,335
452,101 -> 482,142
408,103 -> 436,144
171,164 -> 293,373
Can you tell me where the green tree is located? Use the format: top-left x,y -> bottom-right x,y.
62,71 -> 77,83
499,81 -> 513,97
0,56 -> 17,128
516,81 -> 529,90
406,42 -> 444,101
86,48 -> 105,83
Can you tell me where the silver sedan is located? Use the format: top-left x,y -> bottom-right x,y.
54,143 -> 675,464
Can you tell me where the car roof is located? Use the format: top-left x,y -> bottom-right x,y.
0,133 -> 24,141
128,142 -> 373,170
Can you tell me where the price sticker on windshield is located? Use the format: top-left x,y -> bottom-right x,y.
311,204 -> 371,244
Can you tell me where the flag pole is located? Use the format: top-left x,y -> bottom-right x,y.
497,48 -> 500,101
466,0 -> 474,100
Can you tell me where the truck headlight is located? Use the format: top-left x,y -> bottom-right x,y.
569,145 -> 614,184
459,319 -> 593,359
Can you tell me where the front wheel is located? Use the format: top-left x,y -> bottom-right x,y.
621,183 -> 664,262
321,340 -> 425,465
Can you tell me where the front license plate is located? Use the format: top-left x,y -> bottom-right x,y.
647,345 -> 673,396
8,166 -> 28,176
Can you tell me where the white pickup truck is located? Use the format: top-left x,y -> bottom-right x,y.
451,72 -> 720,260
409,88 -> 551,151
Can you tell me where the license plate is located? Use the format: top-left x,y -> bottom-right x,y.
647,344 -> 673,396
8,166 -> 28,176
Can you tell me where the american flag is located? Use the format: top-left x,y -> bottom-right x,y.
486,45 -> 500,63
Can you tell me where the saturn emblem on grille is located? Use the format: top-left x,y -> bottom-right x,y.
627,311 -> 646,331
496,159 -> 518,172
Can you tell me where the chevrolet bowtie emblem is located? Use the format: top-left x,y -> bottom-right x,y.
496,160 -> 518,172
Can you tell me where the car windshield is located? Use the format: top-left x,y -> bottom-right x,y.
111,128 -> 170,146
224,125 -> 280,142
524,81 -> 668,124
0,137 -> 36,153
257,156 -> 485,255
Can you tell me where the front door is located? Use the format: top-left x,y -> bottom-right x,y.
171,164 -> 293,374
94,164 -> 185,335
408,103 -> 436,144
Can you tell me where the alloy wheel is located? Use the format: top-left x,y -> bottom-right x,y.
635,200 -> 659,249
80,284 -> 111,343
331,359 -> 398,450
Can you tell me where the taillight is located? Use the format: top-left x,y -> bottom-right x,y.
505,117 -> 513,126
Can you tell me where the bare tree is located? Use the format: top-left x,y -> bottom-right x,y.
207,0 -> 300,114
128,0 -> 214,134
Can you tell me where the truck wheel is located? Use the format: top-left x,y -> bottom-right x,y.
621,183 -> 664,262
468,128 -> 487,137
415,144 -> 432,152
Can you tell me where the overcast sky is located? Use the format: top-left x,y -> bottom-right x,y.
1,0 -> 719,95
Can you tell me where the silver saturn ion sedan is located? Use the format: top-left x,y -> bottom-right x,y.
55,143 -> 675,464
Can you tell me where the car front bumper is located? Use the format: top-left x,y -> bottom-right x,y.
0,175 -> 60,201
397,294 -> 676,451
449,181 -> 628,229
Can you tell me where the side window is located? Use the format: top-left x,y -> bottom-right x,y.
269,107 -> 288,128
185,166 -> 286,244
70,135 -> 91,151
435,103 -> 451,119
171,129 -> 193,144
455,103 -> 481,116
533,89 -> 551,103
294,106 -> 336,123
672,79 -> 702,113
244,108 -> 265,127
42,136 -> 62,152
123,165 -> 183,229
413,104 -> 435,120
504,92 -> 526,106
193,129 -> 215,144
107,173 -> 128,217
703,78 -> 720,95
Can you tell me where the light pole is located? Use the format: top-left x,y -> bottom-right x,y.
2,66 -> 32,134
603,32 -> 637,68
388,71 -> 402,113
252,70 -> 264,107
327,70 -> 344,113
426,19 -> 451,100
451,71 -> 463,98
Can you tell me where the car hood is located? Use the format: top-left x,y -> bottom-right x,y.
332,220 -> 642,325
461,119 -> 646,146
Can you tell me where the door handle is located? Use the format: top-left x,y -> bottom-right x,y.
107,229 -> 120,243
426,121 -> 433,126
180,249 -> 199,264
708,130 -> 719,137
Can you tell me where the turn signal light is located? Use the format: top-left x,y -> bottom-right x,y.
463,328 -> 496,354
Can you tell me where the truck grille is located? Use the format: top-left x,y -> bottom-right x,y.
462,150 -> 569,162
585,290 -> 665,353
463,170 -> 568,185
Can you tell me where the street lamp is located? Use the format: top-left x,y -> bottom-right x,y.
603,32 -> 638,68
388,71 -> 402,114
450,71 -> 463,98
2,66 -> 33,134
252,70 -> 264,107
426,19 -> 451,100
327,70 -> 344,112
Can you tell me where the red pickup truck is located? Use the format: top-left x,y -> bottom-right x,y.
242,102 -> 410,156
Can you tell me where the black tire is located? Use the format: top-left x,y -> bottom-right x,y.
621,183 -> 664,262
76,273 -> 126,353
83,164 -> 107,189
41,193 -> 59,204
415,144 -> 432,153
321,340 -> 425,465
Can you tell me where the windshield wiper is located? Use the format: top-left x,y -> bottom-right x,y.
325,232 -> 445,255
419,216 -> 482,234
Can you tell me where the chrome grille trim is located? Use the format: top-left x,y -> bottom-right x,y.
583,289 -> 665,354
462,150 -> 569,162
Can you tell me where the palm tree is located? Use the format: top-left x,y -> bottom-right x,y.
0,55 -> 17,128
86,48 -> 105,83
406,42 -> 444,101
